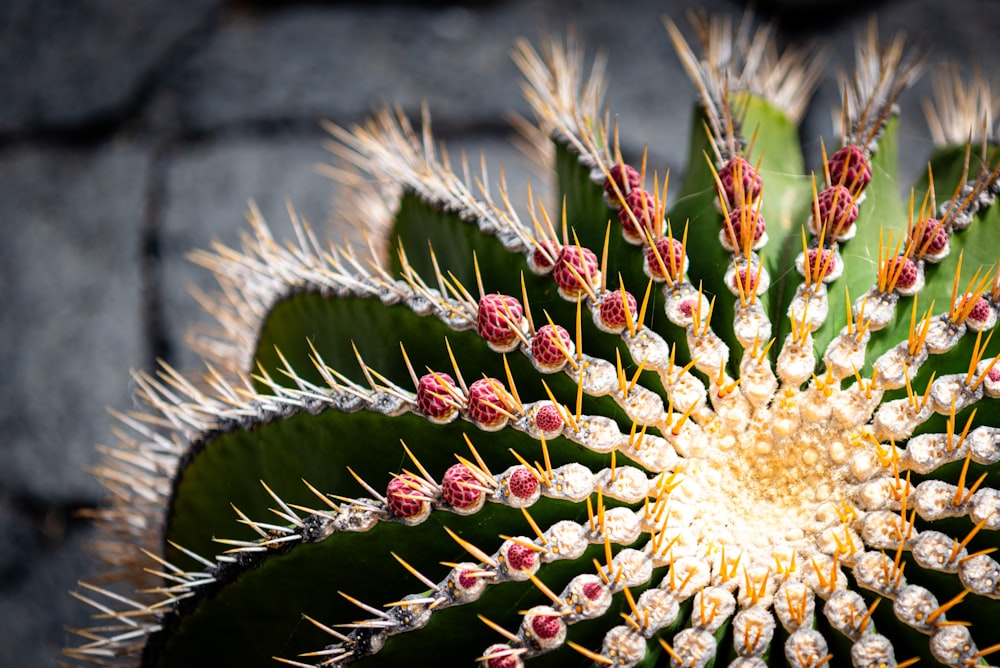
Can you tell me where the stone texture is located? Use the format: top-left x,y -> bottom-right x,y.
0,0 -> 220,133
0,521 -> 98,668
0,144 -> 146,502
179,4 -> 523,132
0,499 -> 39,582
179,0 -> 1000,184
179,0 -> 732,151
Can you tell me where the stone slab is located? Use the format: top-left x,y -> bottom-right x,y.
178,0 -> 733,157
0,0 -> 220,133
0,144 -> 147,502
179,0 -> 1000,193
0,522 -> 98,668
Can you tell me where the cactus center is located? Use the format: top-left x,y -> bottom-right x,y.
671,382 -> 881,565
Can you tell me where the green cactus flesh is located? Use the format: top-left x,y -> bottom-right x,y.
69,16 -> 1000,668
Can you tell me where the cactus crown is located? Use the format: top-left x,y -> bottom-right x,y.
68,12 -> 1000,668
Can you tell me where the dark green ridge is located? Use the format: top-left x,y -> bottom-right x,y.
800,117 -> 906,367
147,490 -> 657,668
250,184 -> 673,408
252,285 -> 640,425
552,140 -> 654,297
246,123 -> 707,465
668,96 -> 811,376
860,142 -> 1000,385
552,140 -> 678,392
389,190 -> 528,301
251,262 -> 650,407
163,401 -> 615,566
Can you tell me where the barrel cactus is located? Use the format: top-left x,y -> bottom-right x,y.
68,14 -> 1000,668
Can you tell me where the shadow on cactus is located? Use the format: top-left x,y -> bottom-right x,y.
68,13 -> 1000,668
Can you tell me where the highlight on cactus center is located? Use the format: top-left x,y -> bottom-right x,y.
68,12 -> 1000,668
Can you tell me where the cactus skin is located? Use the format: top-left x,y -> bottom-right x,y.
66,14 -> 1000,668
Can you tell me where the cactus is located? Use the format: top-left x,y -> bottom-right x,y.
67,13 -> 1000,668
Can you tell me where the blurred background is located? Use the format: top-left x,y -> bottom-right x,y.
2,0 -> 998,665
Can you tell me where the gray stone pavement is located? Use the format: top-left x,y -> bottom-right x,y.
1,0 -> 998,665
